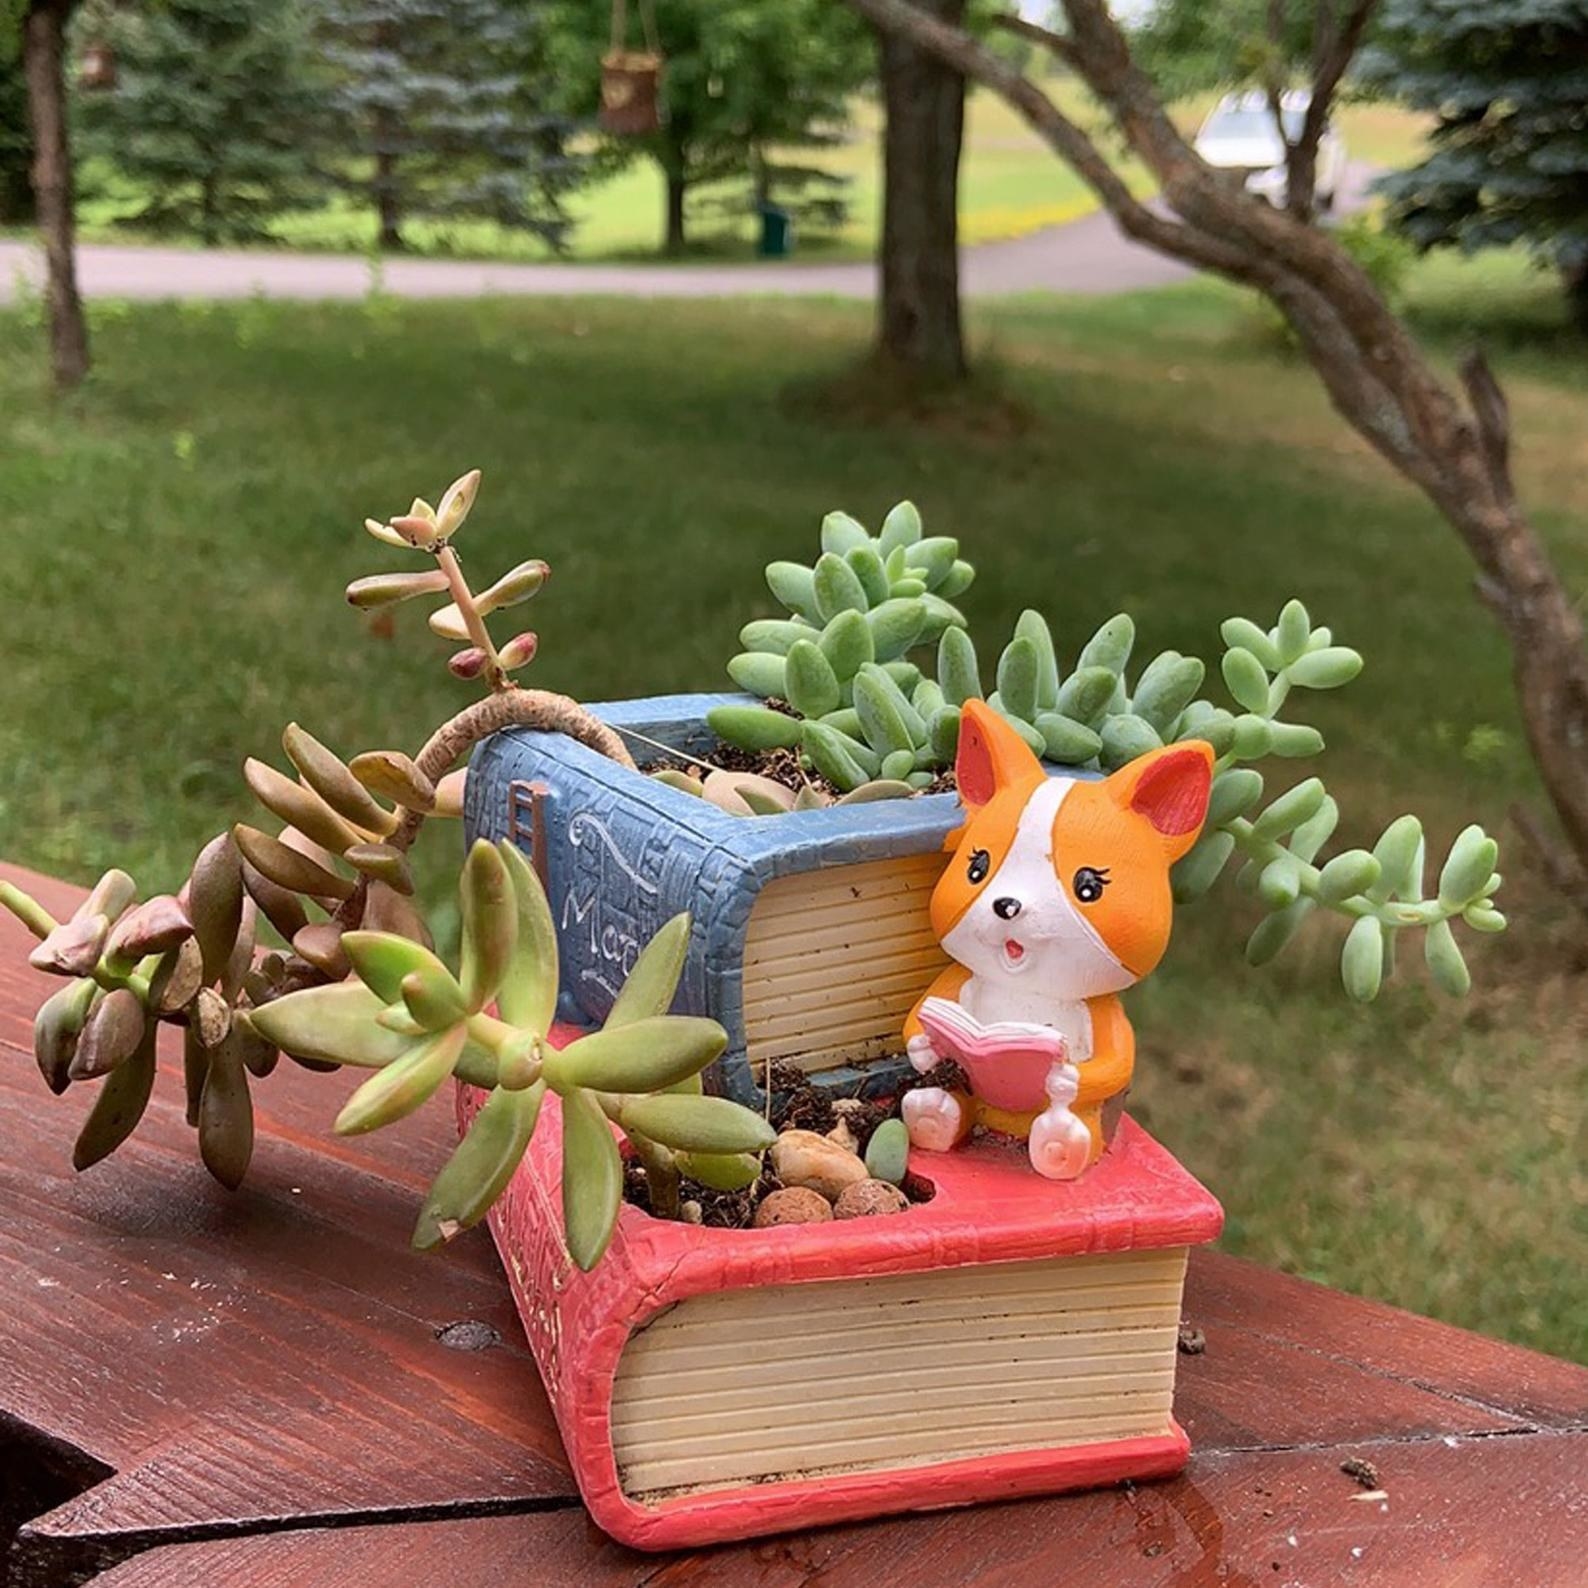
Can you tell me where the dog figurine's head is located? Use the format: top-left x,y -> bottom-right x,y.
931,702 -> 1214,1003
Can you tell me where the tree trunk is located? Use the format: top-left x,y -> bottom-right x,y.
875,0 -> 966,381
664,169 -> 687,255
374,142 -> 402,251
1563,258 -> 1588,336
371,19 -> 402,252
23,0 -> 89,392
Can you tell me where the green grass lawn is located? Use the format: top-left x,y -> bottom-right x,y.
65,88 -> 1425,264
1,257 -> 1582,1361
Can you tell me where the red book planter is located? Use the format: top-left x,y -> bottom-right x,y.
461,1039 -> 1223,1552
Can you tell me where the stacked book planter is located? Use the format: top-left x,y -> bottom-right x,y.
463,698 -> 1224,1549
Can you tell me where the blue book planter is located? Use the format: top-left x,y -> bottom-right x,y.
464,693 -> 961,1106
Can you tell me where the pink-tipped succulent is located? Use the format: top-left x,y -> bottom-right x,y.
0,469 -> 645,1243
350,470 -> 550,695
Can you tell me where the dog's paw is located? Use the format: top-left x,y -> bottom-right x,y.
902,1086 -> 964,1152
1028,1106 -> 1091,1180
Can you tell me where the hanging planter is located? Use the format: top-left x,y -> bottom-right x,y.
78,41 -> 117,93
599,0 -> 664,136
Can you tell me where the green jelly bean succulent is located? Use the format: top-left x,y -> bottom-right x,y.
702,502 -> 973,802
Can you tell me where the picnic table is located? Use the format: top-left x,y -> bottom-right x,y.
2,860 -> 1585,1587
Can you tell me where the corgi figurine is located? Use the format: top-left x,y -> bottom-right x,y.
903,700 -> 1214,1180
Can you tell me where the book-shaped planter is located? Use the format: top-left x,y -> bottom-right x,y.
466,692 -> 964,1105
462,1056 -> 1223,1550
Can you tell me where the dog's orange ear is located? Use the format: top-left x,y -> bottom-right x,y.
1104,741 -> 1215,860
956,700 -> 1045,811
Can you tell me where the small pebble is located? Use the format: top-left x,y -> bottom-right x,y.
770,1129 -> 869,1201
826,1118 -> 860,1154
753,1187 -> 833,1227
834,1178 -> 910,1219
680,1200 -> 703,1226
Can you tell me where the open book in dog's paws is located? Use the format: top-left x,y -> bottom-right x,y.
915,996 -> 1068,1110
912,997 -> 1092,1179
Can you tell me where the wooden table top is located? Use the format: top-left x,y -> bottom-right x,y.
2,861 -> 1585,1587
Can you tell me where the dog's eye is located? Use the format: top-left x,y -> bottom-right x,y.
967,849 -> 990,884
1073,866 -> 1110,904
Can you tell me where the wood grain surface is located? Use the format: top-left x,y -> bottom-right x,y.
2,862 -> 1584,1587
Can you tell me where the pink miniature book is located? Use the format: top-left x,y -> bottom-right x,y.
917,994 -> 1068,1113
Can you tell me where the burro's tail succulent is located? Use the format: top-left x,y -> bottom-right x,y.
247,839 -> 769,1267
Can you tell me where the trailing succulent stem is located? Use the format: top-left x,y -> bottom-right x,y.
0,471 -> 641,1218
1169,601 -> 1504,1001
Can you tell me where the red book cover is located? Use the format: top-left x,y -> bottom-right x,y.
462,1027 -> 1223,1550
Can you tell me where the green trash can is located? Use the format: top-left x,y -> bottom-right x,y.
757,204 -> 793,258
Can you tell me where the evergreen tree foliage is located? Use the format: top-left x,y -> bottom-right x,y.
0,45 -> 31,223
75,0 -> 325,245
317,0 -> 580,251
1364,0 -> 1588,323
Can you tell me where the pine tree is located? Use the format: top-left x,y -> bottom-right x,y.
0,45 -> 32,223
75,0 -> 325,245
316,0 -> 579,252
1365,0 -> 1588,327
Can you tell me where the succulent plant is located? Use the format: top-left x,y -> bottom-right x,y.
1,469 -> 644,1221
693,499 -> 1505,998
348,469 -> 551,693
1165,601 -> 1505,1002
247,838 -> 768,1266
702,502 -> 972,800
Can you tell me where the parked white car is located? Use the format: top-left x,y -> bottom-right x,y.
1193,90 -> 1347,210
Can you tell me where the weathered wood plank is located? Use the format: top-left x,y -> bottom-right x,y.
0,864 -> 576,1588
83,1432 -> 1588,1587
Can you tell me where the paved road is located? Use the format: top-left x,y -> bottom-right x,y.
0,165 -> 1374,304
0,212 -> 1188,303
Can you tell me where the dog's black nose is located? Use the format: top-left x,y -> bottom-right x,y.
993,897 -> 1022,920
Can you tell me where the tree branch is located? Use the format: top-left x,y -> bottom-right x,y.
989,13 -> 1078,69
1286,0 -> 1377,216
841,0 -> 1256,279
1460,350 -> 1515,512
